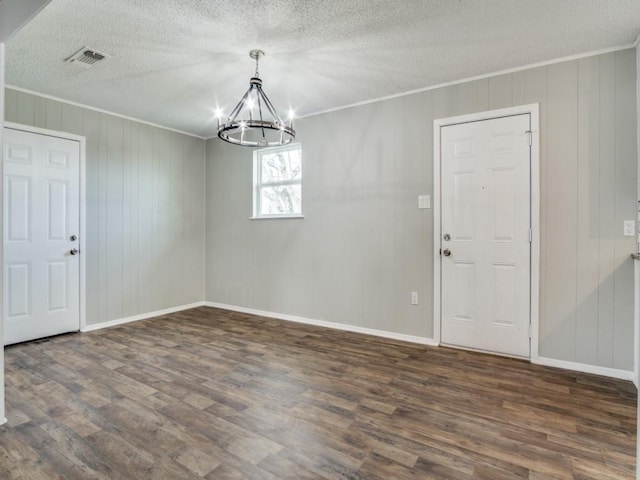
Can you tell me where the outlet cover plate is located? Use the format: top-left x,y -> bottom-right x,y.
411,291 -> 418,305
624,220 -> 635,236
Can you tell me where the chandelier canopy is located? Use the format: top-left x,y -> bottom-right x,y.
216,50 -> 295,147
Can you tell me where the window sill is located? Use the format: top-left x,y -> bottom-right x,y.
250,215 -> 304,220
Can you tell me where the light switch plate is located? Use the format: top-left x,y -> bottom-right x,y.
418,195 -> 430,209
624,220 -> 635,236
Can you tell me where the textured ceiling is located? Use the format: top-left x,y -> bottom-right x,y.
5,0 -> 640,138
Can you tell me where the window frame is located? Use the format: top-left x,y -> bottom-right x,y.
252,143 -> 303,219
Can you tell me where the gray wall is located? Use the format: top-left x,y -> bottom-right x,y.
206,48 -> 638,371
5,88 -> 206,326
0,0 -> 51,42
1,43 -> 6,422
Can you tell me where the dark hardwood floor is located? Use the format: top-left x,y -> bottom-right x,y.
0,306 -> 636,479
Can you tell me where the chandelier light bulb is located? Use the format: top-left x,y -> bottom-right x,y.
214,108 -> 224,129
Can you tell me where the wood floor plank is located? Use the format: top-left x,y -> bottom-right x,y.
0,306 -> 636,478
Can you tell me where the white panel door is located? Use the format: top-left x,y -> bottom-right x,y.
4,128 -> 80,345
440,114 -> 531,357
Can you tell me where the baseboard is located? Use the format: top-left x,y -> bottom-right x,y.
80,301 -> 633,382
203,301 -> 439,347
81,302 -> 207,332
532,356 -> 635,382
0,417 -> 6,426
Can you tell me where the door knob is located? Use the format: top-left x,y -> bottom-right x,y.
70,248 -> 79,256
442,248 -> 451,257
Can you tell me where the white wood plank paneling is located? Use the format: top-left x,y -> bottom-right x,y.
541,60 -> 579,360
4,88 -> 206,326
597,53 -> 617,367
488,73 -> 513,109
613,49 -> 637,370
575,55 -> 600,366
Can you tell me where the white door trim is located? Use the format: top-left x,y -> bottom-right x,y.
433,104 -> 540,359
4,121 -> 87,333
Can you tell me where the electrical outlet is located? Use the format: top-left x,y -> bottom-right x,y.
624,220 -> 635,237
411,292 -> 418,305
418,195 -> 430,209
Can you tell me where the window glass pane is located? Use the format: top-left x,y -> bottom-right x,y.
259,185 -> 302,215
260,149 -> 301,184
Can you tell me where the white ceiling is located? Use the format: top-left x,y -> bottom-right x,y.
5,0 -> 640,138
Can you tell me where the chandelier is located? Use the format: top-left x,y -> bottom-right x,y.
216,50 -> 295,147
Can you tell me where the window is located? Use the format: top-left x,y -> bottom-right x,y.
253,143 -> 302,218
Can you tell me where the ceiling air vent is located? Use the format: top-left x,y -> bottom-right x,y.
65,47 -> 109,68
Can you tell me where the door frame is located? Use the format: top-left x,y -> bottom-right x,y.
3,121 -> 87,333
432,104 -> 540,359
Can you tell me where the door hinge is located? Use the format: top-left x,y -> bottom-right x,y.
525,130 -> 532,146
528,324 -> 532,338
529,228 -> 532,243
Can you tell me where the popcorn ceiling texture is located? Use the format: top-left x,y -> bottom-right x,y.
5,0 -> 640,137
